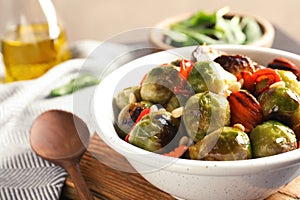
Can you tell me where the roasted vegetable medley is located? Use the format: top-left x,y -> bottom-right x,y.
114,45 -> 300,161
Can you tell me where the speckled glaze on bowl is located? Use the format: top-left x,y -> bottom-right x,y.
149,12 -> 275,50
92,45 -> 300,200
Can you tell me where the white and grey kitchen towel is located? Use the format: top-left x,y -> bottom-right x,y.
0,40 -> 150,200
0,57 -> 86,200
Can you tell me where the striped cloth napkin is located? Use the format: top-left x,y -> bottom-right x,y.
0,41 -> 134,200
0,58 -> 89,200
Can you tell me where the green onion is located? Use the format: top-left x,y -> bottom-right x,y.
50,74 -> 100,97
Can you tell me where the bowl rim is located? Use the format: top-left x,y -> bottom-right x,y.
149,11 -> 275,50
91,45 -> 300,176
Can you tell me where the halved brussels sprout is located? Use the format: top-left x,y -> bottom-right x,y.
140,65 -> 184,105
187,61 -> 225,94
128,109 -> 181,153
278,70 -> 300,97
117,101 -> 152,138
189,127 -> 252,161
183,91 -> 230,142
250,120 -> 297,158
258,87 -> 300,123
115,86 -> 141,110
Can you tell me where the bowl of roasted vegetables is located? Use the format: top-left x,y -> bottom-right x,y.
150,7 -> 275,50
92,45 -> 300,200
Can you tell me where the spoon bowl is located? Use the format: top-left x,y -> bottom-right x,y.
30,109 -> 93,200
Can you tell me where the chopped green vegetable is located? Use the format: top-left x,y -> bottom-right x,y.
50,74 -> 100,97
241,17 -> 263,43
165,7 -> 262,46
185,9 -> 217,27
163,30 -> 198,47
172,28 -> 221,45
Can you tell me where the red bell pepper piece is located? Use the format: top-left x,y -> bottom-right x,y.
135,108 -> 151,123
125,108 -> 151,142
179,59 -> 194,79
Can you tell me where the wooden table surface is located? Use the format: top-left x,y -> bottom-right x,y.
62,133 -> 300,200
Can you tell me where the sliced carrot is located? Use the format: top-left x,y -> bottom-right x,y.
236,71 -> 254,93
252,68 -> 281,95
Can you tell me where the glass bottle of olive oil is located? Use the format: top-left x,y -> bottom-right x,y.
0,0 -> 71,82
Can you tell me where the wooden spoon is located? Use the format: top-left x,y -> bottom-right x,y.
30,110 -> 94,200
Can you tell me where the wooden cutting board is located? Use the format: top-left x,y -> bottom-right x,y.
62,133 -> 300,200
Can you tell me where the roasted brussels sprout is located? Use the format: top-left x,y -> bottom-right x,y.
183,91 -> 230,142
214,54 -> 256,75
291,107 -> 300,139
268,57 -> 300,80
115,86 -> 141,109
140,65 -> 184,105
165,94 -> 188,112
127,109 -> 180,153
278,70 -> 300,97
258,87 -> 300,123
250,120 -> 297,158
117,101 -> 152,138
187,61 -> 225,94
189,127 -> 252,161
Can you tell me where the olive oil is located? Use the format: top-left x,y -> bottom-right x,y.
1,23 -> 71,82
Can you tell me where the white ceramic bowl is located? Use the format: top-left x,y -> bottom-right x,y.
150,12 -> 275,50
91,45 -> 300,200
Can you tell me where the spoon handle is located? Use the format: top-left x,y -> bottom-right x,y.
67,161 -> 94,200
